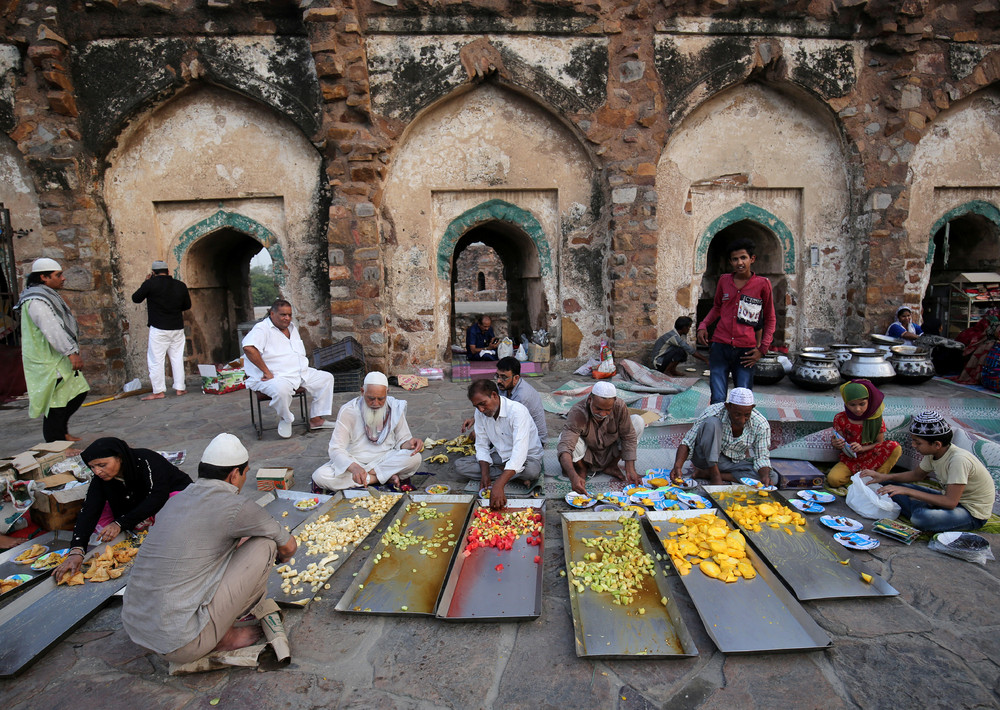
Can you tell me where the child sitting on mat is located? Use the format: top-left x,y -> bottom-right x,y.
827,379 -> 902,489
861,411 -> 995,532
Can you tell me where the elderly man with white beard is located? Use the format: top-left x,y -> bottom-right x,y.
311,372 -> 425,492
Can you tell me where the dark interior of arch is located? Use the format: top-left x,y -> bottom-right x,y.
450,221 -> 547,348
923,213 -> 1000,330
182,227 -> 264,364
698,219 -> 788,347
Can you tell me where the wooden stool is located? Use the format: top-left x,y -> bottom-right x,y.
249,386 -> 310,440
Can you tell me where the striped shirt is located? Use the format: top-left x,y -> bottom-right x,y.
681,403 -> 771,471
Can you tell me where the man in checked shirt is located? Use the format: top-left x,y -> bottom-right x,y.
668,387 -> 772,486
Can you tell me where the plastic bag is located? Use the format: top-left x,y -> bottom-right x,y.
532,329 -> 550,346
845,473 -> 901,519
515,344 -> 528,362
497,337 -> 514,359
928,531 -> 995,565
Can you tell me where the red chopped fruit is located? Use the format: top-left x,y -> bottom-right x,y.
463,508 -> 543,554
534,555 -> 541,564
495,563 -> 504,572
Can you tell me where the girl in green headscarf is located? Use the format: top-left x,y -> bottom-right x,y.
827,379 -> 902,489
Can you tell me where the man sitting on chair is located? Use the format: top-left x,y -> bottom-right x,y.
311,371 -> 424,491
241,299 -> 334,438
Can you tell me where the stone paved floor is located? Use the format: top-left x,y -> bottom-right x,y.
1,369 -> 999,709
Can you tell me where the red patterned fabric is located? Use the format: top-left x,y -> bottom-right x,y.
833,411 -> 901,474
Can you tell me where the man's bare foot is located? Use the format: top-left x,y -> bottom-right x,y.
65,448 -> 83,456
387,475 -> 401,488
141,393 -> 166,401
0,534 -> 21,550
64,433 -> 82,442
212,624 -> 262,653
175,390 -> 187,396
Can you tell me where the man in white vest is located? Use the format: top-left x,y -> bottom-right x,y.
311,371 -> 424,491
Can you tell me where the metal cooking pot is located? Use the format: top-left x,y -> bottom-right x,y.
890,345 -> 935,385
841,348 -> 896,385
789,352 -> 842,391
829,344 -> 857,370
753,352 -> 785,386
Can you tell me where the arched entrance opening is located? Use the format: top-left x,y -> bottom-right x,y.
449,221 -> 547,350
697,219 -> 788,346
923,208 -> 1000,334
181,228 -> 265,365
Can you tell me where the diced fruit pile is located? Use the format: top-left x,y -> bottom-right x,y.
721,492 -> 807,533
379,502 -> 457,559
663,514 -> 755,582
568,516 -> 656,605
464,507 -> 543,554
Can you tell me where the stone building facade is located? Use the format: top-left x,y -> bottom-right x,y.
1,0 -> 998,392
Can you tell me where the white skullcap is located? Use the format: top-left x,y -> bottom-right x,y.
591,381 -> 617,398
726,387 -> 755,406
31,257 -> 61,273
151,260 -> 168,270
201,433 -> 249,467
364,371 -> 389,388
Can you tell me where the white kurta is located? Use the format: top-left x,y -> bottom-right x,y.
311,396 -> 420,490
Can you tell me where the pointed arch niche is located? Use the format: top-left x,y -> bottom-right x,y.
103,85 -> 326,376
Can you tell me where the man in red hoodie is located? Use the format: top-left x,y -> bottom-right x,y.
697,237 -> 776,404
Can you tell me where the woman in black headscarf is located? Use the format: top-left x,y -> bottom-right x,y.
54,437 -> 191,582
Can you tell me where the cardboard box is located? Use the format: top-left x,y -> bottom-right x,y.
199,362 -> 247,395
256,467 -> 294,491
31,480 -> 89,532
772,459 -> 826,489
1,441 -> 73,480
527,343 -> 550,362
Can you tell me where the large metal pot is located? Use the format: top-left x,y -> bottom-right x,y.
829,344 -> 857,370
841,348 -> 896,386
870,333 -> 904,358
890,345 -> 935,384
753,352 -> 785,385
789,352 -> 842,391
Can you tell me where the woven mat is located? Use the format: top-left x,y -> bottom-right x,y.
540,380 -> 646,416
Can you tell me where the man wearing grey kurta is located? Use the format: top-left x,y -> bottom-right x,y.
496,356 -> 548,442
122,433 -> 296,665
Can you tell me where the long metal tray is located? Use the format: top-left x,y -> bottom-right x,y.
703,486 -> 898,600
335,494 -> 474,616
0,531 -> 71,606
646,509 -> 831,653
436,499 -> 545,621
256,488 -> 334,533
266,489 -> 402,606
561,511 -> 698,658
0,532 -> 136,678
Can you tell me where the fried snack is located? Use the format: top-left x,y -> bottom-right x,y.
57,571 -> 86,586
15,544 -> 47,562
1,579 -> 22,593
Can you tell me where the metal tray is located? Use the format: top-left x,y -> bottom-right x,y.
0,531 -> 71,605
436,499 -> 545,621
266,489 -> 402,606
646,509 -> 831,653
0,532 -> 136,678
703,486 -> 898,600
335,494 -> 474,616
561,510 -> 698,658
256,488 -> 334,533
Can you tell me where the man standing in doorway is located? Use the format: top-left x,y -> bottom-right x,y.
132,260 -> 192,401
697,238 -> 776,404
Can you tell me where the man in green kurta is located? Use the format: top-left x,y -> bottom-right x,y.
16,258 -> 89,442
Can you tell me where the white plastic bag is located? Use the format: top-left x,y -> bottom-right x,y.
497,337 -> 514,359
515,344 -> 528,362
846,473 -> 901,520
928,532 -> 995,565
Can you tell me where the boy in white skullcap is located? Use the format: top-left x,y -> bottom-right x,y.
670,387 -> 773,486
861,411 -> 995,532
123,433 -> 296,667
557,380 -> 646,494
311,371 -> 425,492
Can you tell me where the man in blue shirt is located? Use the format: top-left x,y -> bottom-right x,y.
466,315 -> 499,361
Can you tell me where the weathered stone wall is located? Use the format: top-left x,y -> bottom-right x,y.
2,0 -> 1000,390
454,243 -> 506,302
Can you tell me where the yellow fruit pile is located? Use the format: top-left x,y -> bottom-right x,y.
663,514 -> 755,582
721,492 -> 807,534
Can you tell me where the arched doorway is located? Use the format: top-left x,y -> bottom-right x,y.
697,219 -> 789,347
453,242 -> 508,343
449,221 -> 547,349
922,203 -> 1000,333
181,228 -> 266,365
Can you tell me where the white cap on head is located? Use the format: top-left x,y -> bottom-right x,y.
364,371 -> 389,388
151,260 -> 168,270
591,381 -> 617,399
726,387 -> 755,406
31,257 -> 61,274
201,433 -> 249,468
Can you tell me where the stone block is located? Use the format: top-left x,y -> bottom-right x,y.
47,90 -> 77,117
329,265 -> 350,281
355,202 -> 376,217
561,317 -> 583,358
330,299 -> 363,315
612,186 -> 638,204
314,53 -> 344,79
321,82 -> 350,101
355,247 -> 379,261
303,7 -> 342,22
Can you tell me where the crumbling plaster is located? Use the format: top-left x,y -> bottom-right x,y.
103,86 -> 326,376
0,135 -> 44,270
656,82 -> 852,349
382,83 -> 603,366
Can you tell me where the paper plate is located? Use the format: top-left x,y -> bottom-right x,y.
788,498 -> 825,514
739,477 -> 777,491
819,515 -> 863,532
622,485 -> 651,497
676,491 -> 713,509
630,490 -> 665,505
565,492 -> 597,509
593,504 -> 618,512
833,532 -> 880,550
425,484 -> 451,495
798,490 -> 836,504
12,544 -> 48,564
293,497 -> 321,511
31,549 -> 69,571
478,488 -> 490,499
642,471 -> 673,488
1,574 -> 31,592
